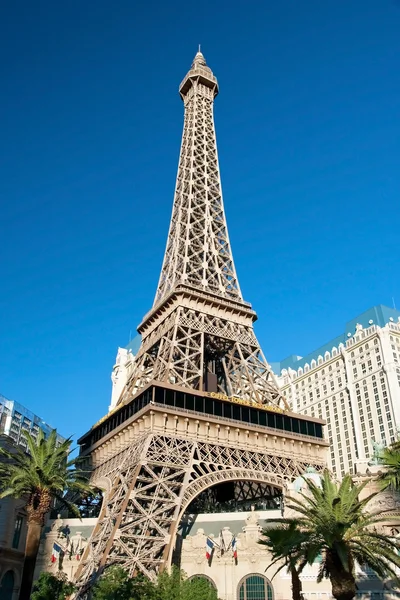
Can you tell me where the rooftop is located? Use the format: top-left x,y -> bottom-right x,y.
271,304 -> 400,375
0,393 -> 65,445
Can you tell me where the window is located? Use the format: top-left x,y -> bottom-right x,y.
12,515 -> 23,549
238,575 -> 273,600
0,571 -> 14,600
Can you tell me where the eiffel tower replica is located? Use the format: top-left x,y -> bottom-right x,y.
74,50 -> 327,596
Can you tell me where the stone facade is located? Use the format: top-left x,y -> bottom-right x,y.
276,309 -> 400,478
0,435 -> 28,600
34,516 -> 97,583
0,496 -> 26,600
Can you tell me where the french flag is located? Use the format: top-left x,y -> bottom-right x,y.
205,537 -> 214,560
232,536 -> 238,560
51,543 -> 62,563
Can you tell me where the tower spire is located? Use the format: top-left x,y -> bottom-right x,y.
153,52 -> 239,305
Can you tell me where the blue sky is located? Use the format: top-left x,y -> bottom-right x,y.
1,0 -> 399,441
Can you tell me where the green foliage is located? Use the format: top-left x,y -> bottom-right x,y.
264,470 -> 400,600
156,566 -> 182,600
92,565 -> 219,600
31,572 -> 75,600
0,429 -> 93,519
92,566 -> 156,600
181,574 -> 219,600
259,521 -> 307,600
155,567 -> 218,600
378,445 -> 400,491
260,520 -> 308,573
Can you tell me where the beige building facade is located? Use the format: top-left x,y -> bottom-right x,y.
275,306 -> 400,477
0,495 -> 26,600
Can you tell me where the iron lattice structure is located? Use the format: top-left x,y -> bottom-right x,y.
74,403 -> 326,594
117,50 -> 285,409
73,52 -> 328,597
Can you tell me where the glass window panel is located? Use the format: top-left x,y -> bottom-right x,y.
306,421 -> 316,437
241,407 -> 250,423
165,389 -> 175,406
185,394 -> 195,412
176,392 -> 185,409
223,403 -> 233,420
194,396 -> 204,412
233,405 -> 241,421
154,387 -> 165,404
283,416 -> 292,433
204,397 -> 214,415
214,400 -> 223,417
250,409 -> 258,425
258,411 -> 266,427
12,515 -> 23,549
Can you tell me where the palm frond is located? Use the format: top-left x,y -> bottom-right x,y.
0,429 -> 95,523
263,469 -> 400,590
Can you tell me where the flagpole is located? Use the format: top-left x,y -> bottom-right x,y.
224,555 -> 227,600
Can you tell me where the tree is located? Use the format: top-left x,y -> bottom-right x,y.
181,574 -> 219,600
259,521 -> 308,600
31,572 -> 74,600
378,444 -> 400,491
155,567 -> 218,600
91,565 -> 219,600
0,430 -> 92,600
265,470 -> 400,600
156,566 -> 182,600
92,566 -> 156,600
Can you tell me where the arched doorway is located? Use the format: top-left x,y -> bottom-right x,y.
237,574 -> 273,600
189,574 -> 217,589
188,575 -> 218,599
0,570 -> 15,600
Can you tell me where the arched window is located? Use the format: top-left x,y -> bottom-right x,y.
238,574 -> 273,600
188,575 -> 217,590
188,575 -> 217,599
0,570 -> 15,600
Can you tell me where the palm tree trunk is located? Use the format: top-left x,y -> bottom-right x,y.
290,566 -> 303,600
19,520 -> 42,600
326,553 -> 356,600
329,573 -> 356,600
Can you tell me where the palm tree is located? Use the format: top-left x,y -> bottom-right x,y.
259,521 -> 307,600
0,430 -> 92,600
378,444 -> 400,491
264,471 -> 400,600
